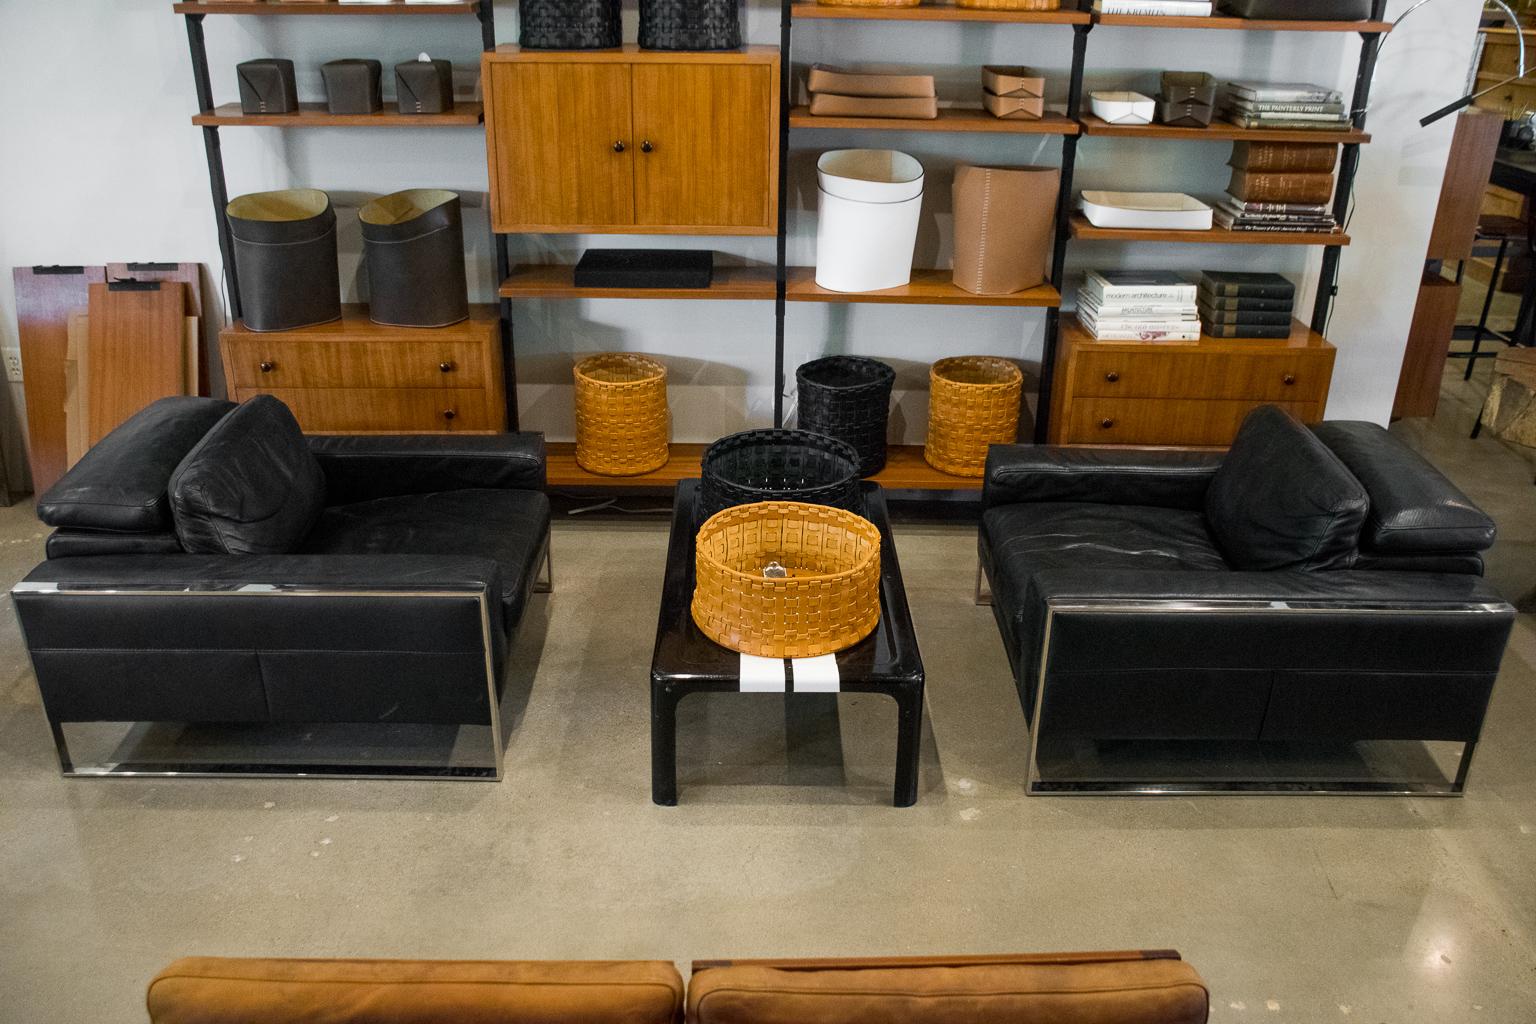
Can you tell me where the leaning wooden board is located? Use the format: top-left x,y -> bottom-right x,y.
106,262 -> 209,396
12,265 -> 106,494
86,281 -> 189,446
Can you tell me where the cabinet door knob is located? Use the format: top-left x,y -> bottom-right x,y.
1283,374 -> 1297,385
439,361 -> 455,373
1100,418 -> 1115,429
259,361 -> 275,373
1105,371 -> 1120,383
641,140 -> 654,153
443,409 -> 457,422
613,141 -> 626,153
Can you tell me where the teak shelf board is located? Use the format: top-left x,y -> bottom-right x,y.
1069,214 -> 1349,246
1079,115 -> 1369,145
193,102 -> 483,127
790,107 -> 1079,136
223,303 -> 500,339
786,267 -> 1060,307
545,442 -> 981,491
1093,14 -> 1391,31
790,2 -> 1088,25
499,265 -> 777,301
1061,314 -> 1332,352
174,1 -> 480,14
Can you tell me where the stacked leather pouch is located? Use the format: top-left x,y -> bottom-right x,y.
360,190 -> 469,328
952,165 -> 1059,296
640,0 -> 742,51
226,189 -> 341,333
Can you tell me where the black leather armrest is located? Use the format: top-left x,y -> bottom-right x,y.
19,552 -> 503,595
308,433 -> 546,506
983,445 -> 1224,511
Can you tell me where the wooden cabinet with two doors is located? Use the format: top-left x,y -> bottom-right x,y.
484,45 -> 780,235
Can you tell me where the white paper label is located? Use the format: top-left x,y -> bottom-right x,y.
738,654 -> 787,693
792,654 -> 841,693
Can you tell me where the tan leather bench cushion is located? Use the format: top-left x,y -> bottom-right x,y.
147,958 -> 684,1024
687,955 -> 1208,1024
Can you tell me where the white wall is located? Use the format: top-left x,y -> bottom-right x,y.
0,0 -> 1483,485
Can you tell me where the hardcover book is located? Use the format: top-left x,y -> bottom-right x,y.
1196,288 -> 1294,312
1227,169 -> 1338,205
1199,271 -> 1295,300
1197,307 -> 1294,326
1082,269 -> 1197,301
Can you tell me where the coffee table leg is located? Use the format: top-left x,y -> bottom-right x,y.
651,681 -> 680,806
892,682 -> 923,807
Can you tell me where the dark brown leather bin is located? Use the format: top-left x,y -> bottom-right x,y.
395,57 -> 454,114
236,59 -> 297,116
322,59 -> 382,115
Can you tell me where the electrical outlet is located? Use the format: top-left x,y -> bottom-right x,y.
2,349 -> 21,384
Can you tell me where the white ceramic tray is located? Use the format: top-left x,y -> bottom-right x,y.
1080,192 -> 1214,231
1089,91 -> 1155,125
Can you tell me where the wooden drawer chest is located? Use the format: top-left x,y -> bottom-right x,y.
1048,318 -> 1336,447
220,305 -> 506,434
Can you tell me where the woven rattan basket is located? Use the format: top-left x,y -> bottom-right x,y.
955,0 -> 1060,10
816,0 -> 921,8
699,428 -> 862,519
573,353 -> 670,476
796,356 -> 896,477
925,356 -> 1023,477
693,501 -> 882,659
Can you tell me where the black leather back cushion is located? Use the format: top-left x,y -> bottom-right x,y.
1205,405 -> 1369,571
1311,420 -> 1496,554
169,396 -> 326,554
36,397 -> 235,533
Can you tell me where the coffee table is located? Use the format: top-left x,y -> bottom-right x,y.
650,480 -> 925,807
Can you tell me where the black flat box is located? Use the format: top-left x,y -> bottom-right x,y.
574,249 -> 714,289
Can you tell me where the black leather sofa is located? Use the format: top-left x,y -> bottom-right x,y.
12,395 -> 551,779
979,405 -> 1515,795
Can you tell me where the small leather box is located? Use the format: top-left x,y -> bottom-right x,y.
321,59 -> 382,115
1157,99 -> 1214,127
236,59 -> 298,116
1161,71 -> 1217,107
574,249 -> 713,290
395,56 -> 454,115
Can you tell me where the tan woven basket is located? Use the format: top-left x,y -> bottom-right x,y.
816,0 -> 921,8
573,353 -> 670,476
692,501 -> 882,660
955,0 -> 1060,9
925,356 -> 1023,477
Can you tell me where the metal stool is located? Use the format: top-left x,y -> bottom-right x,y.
1450,213 -> 1526,380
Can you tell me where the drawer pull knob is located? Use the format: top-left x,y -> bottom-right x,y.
1100,418 -> 1115,429
641,140 -> 654,153
613,140 -> 626,153
1105,371 -> 1120,383
439,361 -> 455,373
259,361 -> 275,373
1283,374 -> 1297,386
443,409 -> 457,421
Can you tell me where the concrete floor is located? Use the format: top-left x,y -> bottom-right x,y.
1,370 -> 1533,1024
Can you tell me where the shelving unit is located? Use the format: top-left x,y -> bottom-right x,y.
1077,115 -> 1369,144
500,264 -> 777,302
789,107 -> 1079,135
175,0 -> 513,426
786,268 -> 1060,307
1068,215 -> 1350,246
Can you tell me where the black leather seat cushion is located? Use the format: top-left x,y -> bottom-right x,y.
984,502 -> 1229,581
1311,420 -> 1496,554
1205,405 -> 1369,571
36,397 -> 234,534
302,488 -> 550,624
169,396 -> 327,555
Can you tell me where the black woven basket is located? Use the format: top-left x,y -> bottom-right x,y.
520,0 -> 622,50
796,356 -> 896,477
699,429 -> 862,519
639,0 -> 742,51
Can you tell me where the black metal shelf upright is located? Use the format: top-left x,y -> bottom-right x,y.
176,1 -> 511,424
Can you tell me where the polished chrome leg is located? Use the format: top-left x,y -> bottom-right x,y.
534,537 -> 553,594
974,562 -> 992,607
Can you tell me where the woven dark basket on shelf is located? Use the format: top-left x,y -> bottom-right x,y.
519,0 -> 622,50
639,0 -> 742,50
699,429 -> 863,519
796,356 -> 896,477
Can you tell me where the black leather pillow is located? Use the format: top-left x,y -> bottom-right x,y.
37,397 -> 235,533
169,396 -> 326,554
1205,405 -> 1369,571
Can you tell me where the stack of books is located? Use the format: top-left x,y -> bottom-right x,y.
1216,141 -> 1340,233
1078,270 -> 1200,342
1092,0 -> 1213,15
806,65 -> 937,121
1218,81 -> 1351,132
1198,271 -> 1295,339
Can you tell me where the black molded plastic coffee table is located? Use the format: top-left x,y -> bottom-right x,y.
650,480 -> 925,807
